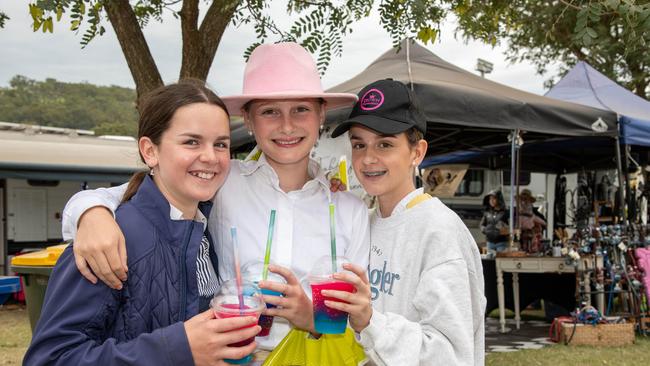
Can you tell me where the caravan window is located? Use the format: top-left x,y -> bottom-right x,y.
502,171 -> 531,186
454,169 -> 484,197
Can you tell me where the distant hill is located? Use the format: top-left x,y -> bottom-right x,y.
0,75 -> 138,136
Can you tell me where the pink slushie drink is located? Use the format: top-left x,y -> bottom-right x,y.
210,280 -> 264,365
308,255 -> 355,334
311,279 -> 355,334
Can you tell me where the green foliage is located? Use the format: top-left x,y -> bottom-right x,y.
25,1 -> 454,74
235,1 -> 449,74
93,121 -> 138,136
30,0 -> 107,47
453,0 -> 650,98
0,75 -> 138,136
0,11 -> 8,28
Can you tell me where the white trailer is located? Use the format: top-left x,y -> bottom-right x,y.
0,122 -> 142,274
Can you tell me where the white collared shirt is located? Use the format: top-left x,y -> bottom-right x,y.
168,204 -> 207,231
213,154 -> 371,283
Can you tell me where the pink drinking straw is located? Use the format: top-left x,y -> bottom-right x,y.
230,227 -> 245,311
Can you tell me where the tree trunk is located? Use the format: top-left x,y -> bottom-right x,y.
179,0 -> 240,82
104,0 -> 163,102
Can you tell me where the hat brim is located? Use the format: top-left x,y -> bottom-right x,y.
331,114 -> 415,138
519,195 -> 536,203
221,91 -> 357,116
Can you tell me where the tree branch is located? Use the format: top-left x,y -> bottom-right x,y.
104,0 -> 163,99
178,0 -> 240,80
557,0 -> 581,11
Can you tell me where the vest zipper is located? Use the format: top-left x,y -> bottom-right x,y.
179,224 -> 193,319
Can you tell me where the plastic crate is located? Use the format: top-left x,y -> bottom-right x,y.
0,276 -> 21,305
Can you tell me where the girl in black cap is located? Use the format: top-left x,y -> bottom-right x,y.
324,79 -> 485,365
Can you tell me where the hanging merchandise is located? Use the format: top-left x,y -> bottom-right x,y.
575,172 -> 592,229
554,175 -> 567,228
596,175 -> 611,202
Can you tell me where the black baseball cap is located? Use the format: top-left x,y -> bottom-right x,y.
331,79 -> 427,138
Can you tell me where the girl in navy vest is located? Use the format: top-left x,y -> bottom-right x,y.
25,81 -> 261,366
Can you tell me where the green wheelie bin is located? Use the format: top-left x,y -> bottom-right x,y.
10,244 -> 68,332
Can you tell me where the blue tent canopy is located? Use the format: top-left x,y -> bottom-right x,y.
545,61 -> 650,146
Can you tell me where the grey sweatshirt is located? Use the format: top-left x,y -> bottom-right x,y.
359,189 -> 486,365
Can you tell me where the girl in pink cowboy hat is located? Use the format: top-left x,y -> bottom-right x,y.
60,42 -> 370,351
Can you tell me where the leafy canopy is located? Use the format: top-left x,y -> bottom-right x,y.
26,0 -> 451,74
452,0 -> 650,98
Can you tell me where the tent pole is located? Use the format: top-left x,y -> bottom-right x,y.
614,135 -> 626,223
509,129 -> 518,250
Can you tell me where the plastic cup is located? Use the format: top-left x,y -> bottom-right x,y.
211,280 -> 265,365
242,261 -> 286,337
308,255 -> 355,334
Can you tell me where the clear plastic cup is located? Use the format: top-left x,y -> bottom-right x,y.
242,261 -> 286,337
308,256 -> 355,334
210,279 -> 265,365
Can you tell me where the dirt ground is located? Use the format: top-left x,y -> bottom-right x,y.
0,304 -> 30,365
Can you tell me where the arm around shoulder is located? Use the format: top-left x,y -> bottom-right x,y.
62,184 -> 128,240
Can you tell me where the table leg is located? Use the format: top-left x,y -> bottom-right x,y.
513,272 -> 520,330
583,270 -> 591,307
497,266 -> 506,333
596,289 -> 605,315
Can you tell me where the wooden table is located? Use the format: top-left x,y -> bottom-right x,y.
496,256 -> 604,333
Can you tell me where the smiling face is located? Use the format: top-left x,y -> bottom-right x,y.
349,125 -> 427,216
141,102 -> 231,214
244,99 -> 324,171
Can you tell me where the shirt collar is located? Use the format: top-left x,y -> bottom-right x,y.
169,204 -> 207,232
376,187 -> 424,218
239,148 -> 332,196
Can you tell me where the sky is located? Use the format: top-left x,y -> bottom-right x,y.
0,2 -> 557,97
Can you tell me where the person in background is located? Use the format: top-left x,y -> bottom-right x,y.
24,81 -> 260,366
480,189 -> 509,258
517,188 -> 546,253
323,79 -> 485,365
59,42 -> 370,347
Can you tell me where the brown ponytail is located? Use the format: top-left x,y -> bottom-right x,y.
121,80 -> 229,204
122,171 -> 148,203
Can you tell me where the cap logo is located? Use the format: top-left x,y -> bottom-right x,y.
360,89 -> 384,111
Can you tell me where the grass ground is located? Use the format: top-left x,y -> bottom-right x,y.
0,304 -> 30,365
486,336 -> 650,365
1,304 -> 648,365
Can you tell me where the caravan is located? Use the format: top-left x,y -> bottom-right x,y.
0,122 -> 140,274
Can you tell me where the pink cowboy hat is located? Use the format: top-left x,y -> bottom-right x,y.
221,42 -> 358,116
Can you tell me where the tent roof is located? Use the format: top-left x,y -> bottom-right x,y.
323,40 -> 617,155
546,61 -> 650,122
546,61 -> 650,146
420,136 -> 621,173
